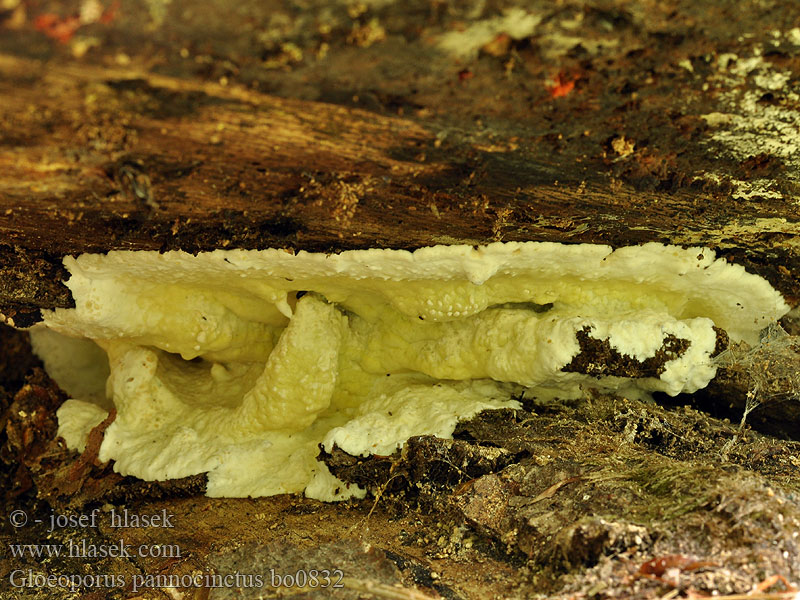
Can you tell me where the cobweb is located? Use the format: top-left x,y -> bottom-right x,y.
714,322 -> 800,447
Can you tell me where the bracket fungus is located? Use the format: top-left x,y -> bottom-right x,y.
27,242 -> 789,500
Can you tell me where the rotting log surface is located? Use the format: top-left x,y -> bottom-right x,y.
0,0 -> 799,319
1,2 -> 800,600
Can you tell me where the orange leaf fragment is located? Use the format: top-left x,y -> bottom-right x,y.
548,72 -> 578,99
34,12 -> 81,43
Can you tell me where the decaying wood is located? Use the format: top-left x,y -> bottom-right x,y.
0,0 -> 799,316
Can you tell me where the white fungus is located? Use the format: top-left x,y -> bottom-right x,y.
28,242 -> 789,500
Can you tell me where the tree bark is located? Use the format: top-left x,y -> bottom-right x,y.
0,0 -> 798,317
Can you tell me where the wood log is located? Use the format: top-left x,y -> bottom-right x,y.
1,0 -> 798,317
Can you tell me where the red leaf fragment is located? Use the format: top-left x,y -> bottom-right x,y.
639,554 -> 718,578
34,12 -> 81,43
98,0 -> 119,25
547,71 -> 579,99
33,1 -> 118,44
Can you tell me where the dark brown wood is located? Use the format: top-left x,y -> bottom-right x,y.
0,0 -> 799,315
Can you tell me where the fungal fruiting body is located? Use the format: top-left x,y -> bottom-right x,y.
29,242 -> 789,500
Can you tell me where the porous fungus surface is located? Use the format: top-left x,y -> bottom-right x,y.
28,242 -> 789,499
